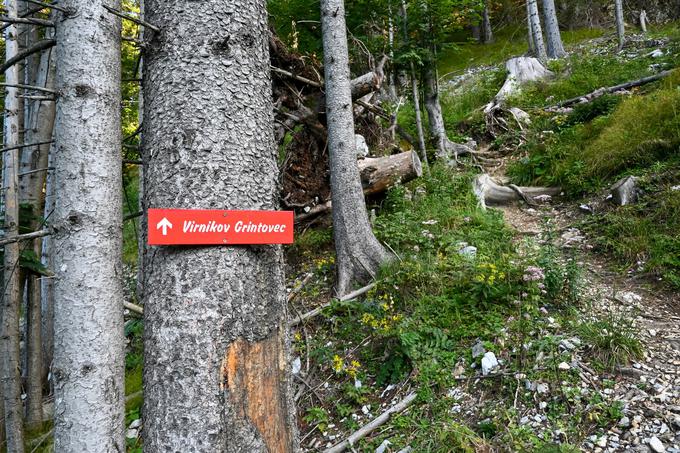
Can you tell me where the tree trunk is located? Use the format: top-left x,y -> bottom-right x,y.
52,0 -> 125,450
399,0 -> 428,168
615,0 -> 625,49
321,0 -> 393,296
526,0 -> 536,54
423,63 -> 448,155
542,0 -> 566,58
40,144 -> 55,394
527,0 -> 547,61
482,1 -> 494,43
20,33 -> 55,429
141,0 -> 297,451
1,0 -> 26,449
639,10 -> 647,33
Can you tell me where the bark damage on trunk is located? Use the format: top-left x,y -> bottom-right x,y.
141,0 -> 297,450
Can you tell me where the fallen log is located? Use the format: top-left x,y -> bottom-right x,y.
548,69 -> 674,109
294,151 -> 422,223
358,151 -> 422,196
473,173 -> 561,209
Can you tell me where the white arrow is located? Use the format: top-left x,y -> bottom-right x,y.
156,217 -> 173,236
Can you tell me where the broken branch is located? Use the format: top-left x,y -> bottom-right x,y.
102,5 -> 160,33
0,229 -> 50,246
0,39 -> 55,75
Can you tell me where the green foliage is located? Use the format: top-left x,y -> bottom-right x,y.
564,94 -> 621,126
576,317 -> 643,370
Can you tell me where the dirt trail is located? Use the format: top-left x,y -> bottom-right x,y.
498,196 -> 680,452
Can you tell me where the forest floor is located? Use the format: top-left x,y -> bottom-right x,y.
288,27 -> 680,453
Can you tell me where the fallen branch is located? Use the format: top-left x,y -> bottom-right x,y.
103,5 -> 160,33
0,39 -> 55,74
323,392 -> 417,453
0,15 -> 54,27
0,229 -> 50,246
289,282 -> 376,327
549,69 -> 674,109
0,82 -> 56,94
271,66 -> 322,88
24,0 -> 69,13
124,302 -> 143,316
0,139 -> 54,153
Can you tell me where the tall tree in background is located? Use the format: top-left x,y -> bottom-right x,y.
141,0 -> 297,450
542,0 -> 566,57
481,0 -> 494,43
20,26 -> 56,429
1,0 -> 26,449
321,0 -> 394,296
615,0 -> 625,48
527,0 -> 547,60
52,0 -> 125,449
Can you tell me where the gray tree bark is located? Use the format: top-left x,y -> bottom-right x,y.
526,0 -> 537,54
40,144 -> 55,394
141,0 -> 297,451
321,0 -> 393,296
482,1 -> 494,43
1,0 -> 26,449
20,34 -> 55,429
615,0 -> 625,48
639,10 -> 647,33
52,0 -> 125,450
527,0 -> 547,61
542,0 -> 566,58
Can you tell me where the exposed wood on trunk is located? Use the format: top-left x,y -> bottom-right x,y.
324,392 -> 417,453
548,69 -> 674,109
221,333 -> 293,452
473,174 -> 561,208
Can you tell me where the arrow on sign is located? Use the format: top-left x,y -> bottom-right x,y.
156,217 -> 173,236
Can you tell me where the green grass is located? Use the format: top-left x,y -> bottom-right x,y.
438,27 -> 604,77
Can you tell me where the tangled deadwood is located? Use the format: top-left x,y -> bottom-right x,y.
270,32 -> 415,215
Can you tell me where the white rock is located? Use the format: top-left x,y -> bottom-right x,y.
291,356 -> 301,375
481,352 -> 499,376
558,362 -> 571,371
126,428 -> 139,439
649,49 -> 664,58
596,435 -> 608,447
536,383 -> 549,394
610,176 -> 639,206
459,246 -> 477,259
355,134 -> 369,158
375,439 -> 391,453
471,341 -> 486,359
129,419 -> 142,429
615,291 -> 642,304
361,405 -> 370,415
354,379 -> 362,389
649,436 -> 666,452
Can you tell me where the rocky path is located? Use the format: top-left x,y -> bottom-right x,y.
500,200 -> 680,453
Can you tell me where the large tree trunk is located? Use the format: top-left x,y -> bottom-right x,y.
20,35 -> 55,429
614,0 -> 625,49
141,0 -> 297,451
321,0 -> 393,296
542,0 -> 566,58
482,0 -> 494,43
40,145 -> 55,395
1,0 -> 26,449
527,0 -> 547,61
423,63 -> 460,158
52,0 -> 125,450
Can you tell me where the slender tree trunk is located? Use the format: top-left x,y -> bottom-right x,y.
526,0 -> 537,54
639,10 -> 647,33
20,32 -> 55,430
527,0 -> 547,60
52,0 -> 125,450
615,0 -> 625,49
422,63 -> 450,156
1,0 -> 26,449
482,1 -> 494,43
387,2 -> 397,100
141,0 -> 297,450
321,0 -> 393,296
40,145 -> 55,394
542,0 -> 566,57
400,0 -> 428,168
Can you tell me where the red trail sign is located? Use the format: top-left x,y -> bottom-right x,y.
147,209 -> 294,245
